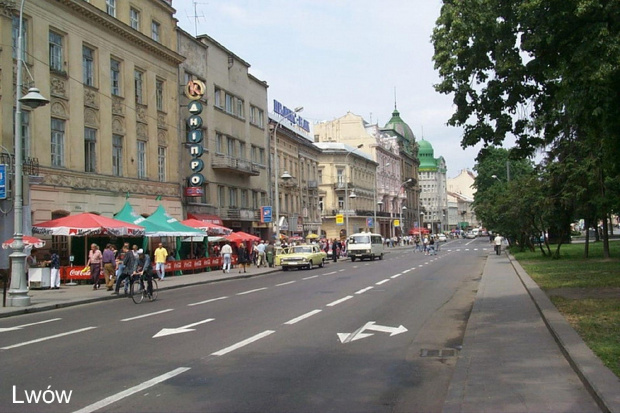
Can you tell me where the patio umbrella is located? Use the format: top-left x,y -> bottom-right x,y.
2,235 -> 46,250
32,213 -> 145,236
181,219 -> 232,236
225,231 -> 260,244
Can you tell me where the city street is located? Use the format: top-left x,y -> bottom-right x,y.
0,238 -> 606,412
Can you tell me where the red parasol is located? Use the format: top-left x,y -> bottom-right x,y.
2,235 -> 46,250
225,231 -> 261,244
180,219 -> 232,235
32,213 -> 145,237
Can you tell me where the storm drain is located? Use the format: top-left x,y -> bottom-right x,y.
420,349 -> 457,358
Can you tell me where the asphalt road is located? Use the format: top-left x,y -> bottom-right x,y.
0,238 -> 488,413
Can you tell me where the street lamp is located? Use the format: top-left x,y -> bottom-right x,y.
373,162 -> 390,235
344,144 -> 363,239
273,106 -> 303,242
400,206 -> 407,242
8,0 -> 50,307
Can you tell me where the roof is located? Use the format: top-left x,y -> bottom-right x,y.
313,142 -> 376,163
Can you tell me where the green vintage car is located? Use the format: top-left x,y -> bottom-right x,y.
279,244 -> 327,271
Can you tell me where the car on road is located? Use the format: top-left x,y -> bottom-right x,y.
437,233 -> 447,242
464,232 -> 476,239
279,244 -> 327,271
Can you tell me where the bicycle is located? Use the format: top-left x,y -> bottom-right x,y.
130,273 -> 158,304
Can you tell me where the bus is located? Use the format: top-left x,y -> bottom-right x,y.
347,232 -> 384,261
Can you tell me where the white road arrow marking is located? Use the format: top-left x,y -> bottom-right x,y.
0,318 -> 61,332
153,318 -> 214,338
338,321 -> 408,344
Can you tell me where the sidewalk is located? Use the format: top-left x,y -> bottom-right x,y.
0,264 -> 281,318
2,248 -> 619,412
443,252 -> 620,413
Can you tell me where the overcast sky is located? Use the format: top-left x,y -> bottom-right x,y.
173,0 -> 483,177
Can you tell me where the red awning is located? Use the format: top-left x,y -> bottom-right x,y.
187,213 -> 223,226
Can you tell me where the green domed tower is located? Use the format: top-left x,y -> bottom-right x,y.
384,108 -> 416,156
418,139 -> 437,172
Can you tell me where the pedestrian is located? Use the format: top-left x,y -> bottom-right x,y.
423,236 -> 430,255
221,241 -> 233,273
87,243 -> 103,290
256,240 -> 267,267
49,249 -> 61,289
494,233 -> 503,255
26,249 -> 37,276
136,249 -> 153,297
113,244 -> 136,295
154,242 -> 168,281
237,242 -> 249,273
429,236 -> 436,255
265,241 -> 275,267
332,238 -> 339,262
102,243 -> 116,291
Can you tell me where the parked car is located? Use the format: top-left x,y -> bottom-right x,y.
279,244 -> 327,271
437,233 -> 447,242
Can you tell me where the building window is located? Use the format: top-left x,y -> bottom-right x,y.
82,46 -> 94,86
229,188 -> 238,207
214,87 -> 222,108
112,134 -> 123,176
236,97 -> 244,118
49,31 -> 63,72
51,118 -> 65,167
137,141 -> 146,178
110,58 -> 121,96
250,106 -> 264,128
227,137 -> 235,156
157,146 -> 166,182
215,133 -> 223,154
218,186 -> 225,207
105,0 -> 116,17
12,15 -> 27,60
225,93 -> 234,114
84,128 -> 97,172
241,189 -> 248,208
134,70 -> 143,104
130,8 -> 140,30
151,21 -> 160,42
252,191 -> 259,209
155,79 -> 164,111
239,142 -> 246,160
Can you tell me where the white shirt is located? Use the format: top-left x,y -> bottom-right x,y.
221,244 -> 233,255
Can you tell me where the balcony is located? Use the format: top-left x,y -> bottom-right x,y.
212,154 -> 260,176
219,208 -> 259,220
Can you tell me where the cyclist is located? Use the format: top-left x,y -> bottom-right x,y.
135,249 -> 153,298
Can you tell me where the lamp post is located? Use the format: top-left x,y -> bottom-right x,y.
373,162 -> 390,235
344,144 -> 363,239
273,106 -> 302,242
400,206 -> 407,243
8,0 -> 50,307
420,212 -> 425,234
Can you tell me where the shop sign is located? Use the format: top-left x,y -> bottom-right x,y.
274,99 -> 310,132
0,164 -> 6,200
185,80 -> 206,196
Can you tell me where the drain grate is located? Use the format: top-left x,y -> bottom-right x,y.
420,349 -> 457,358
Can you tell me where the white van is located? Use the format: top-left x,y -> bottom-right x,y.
347,232 -> 384,261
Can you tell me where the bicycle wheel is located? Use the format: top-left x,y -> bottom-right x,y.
149,279 -> 158,301
130,279 -> 144,304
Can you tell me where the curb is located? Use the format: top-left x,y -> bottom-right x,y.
508,254 -> 620,413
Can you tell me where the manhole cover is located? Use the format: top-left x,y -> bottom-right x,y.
420,349 -> 457,358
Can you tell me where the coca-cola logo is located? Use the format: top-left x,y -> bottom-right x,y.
69,269 -> 87,276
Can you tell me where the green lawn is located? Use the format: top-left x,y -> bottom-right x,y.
512,241 -> 620,378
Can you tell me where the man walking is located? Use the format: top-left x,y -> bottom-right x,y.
154,242 -> 168,281
494,233 -> 503,255
221,242 -> 233,273
102,243 -> 116,291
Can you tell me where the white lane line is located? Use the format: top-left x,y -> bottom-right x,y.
1,327 -> 97,350
390,273 -> 402,279
355,287 -> 374,295
284,309 -> 322,325
212,330 -> 276,356
122,309 -> 174,321
326,296 -> 353,307
323,271 -> 338,276
276,280 -> 296,287
237,287 -> 268,296
0,318 -> 61,333
376,279 -> 390,285
73,367 -> 190,413
402,269 -> 411,274
302,275 -> 319,280
188,296 -> 228,307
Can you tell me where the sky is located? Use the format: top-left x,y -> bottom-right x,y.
172,0 -> 483,177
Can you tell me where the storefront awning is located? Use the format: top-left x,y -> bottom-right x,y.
188,213 -> 224,226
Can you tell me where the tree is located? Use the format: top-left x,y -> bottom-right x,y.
433,0 -> 620,257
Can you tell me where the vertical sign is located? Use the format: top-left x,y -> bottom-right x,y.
0,164 -> 6,200
185,80 -> 206,196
